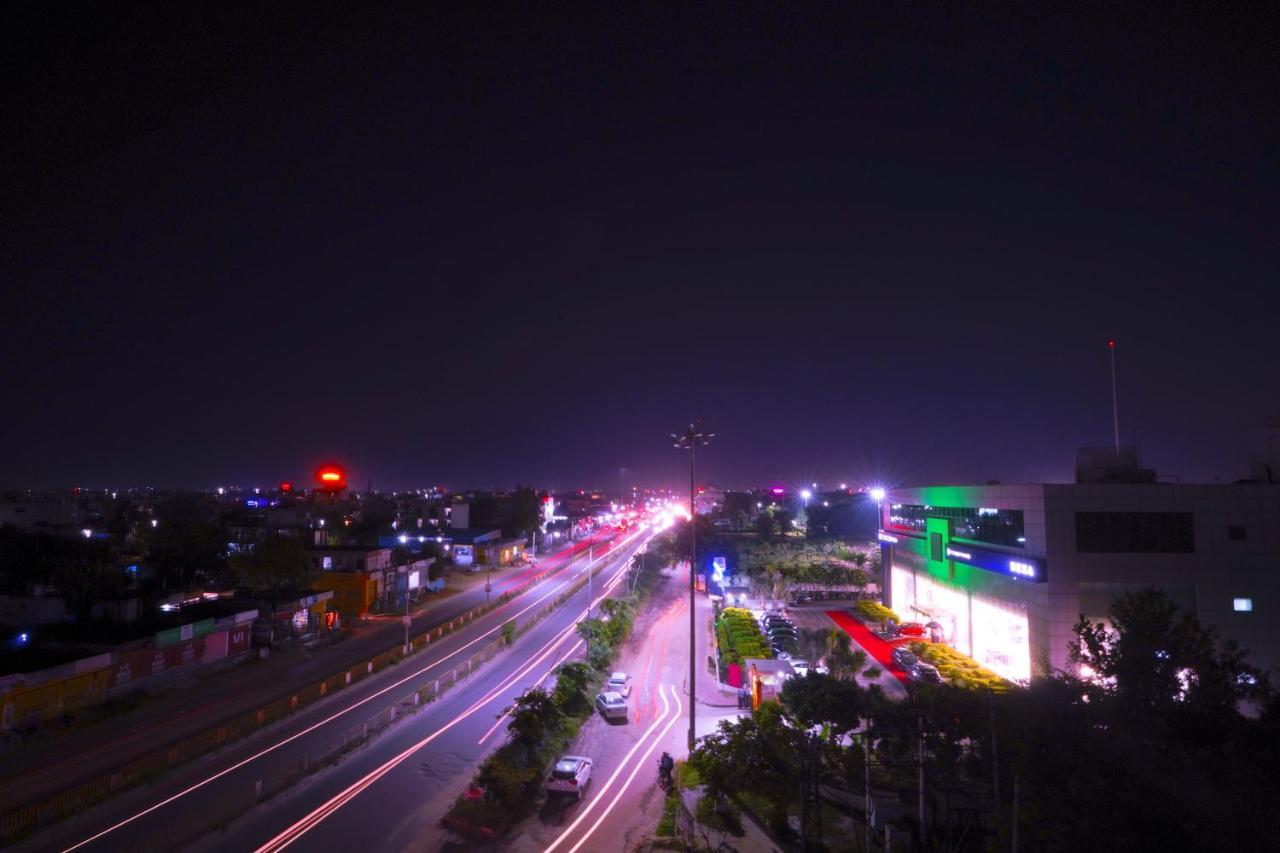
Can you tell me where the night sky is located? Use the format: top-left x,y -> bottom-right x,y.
4,5 -> 1277,492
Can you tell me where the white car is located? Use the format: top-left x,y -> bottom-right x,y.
547,755 -> 593,799
607,671 -> 633,698
595,691 -> 628,721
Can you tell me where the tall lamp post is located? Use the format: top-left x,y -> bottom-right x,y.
673,422 -> 714,752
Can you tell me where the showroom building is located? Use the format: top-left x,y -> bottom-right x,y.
877,451 -> 1279,681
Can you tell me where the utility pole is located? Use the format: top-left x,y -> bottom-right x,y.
864,717 -> 872,852
1011,771 -> 1020,853
673,422 -> 713,753
918,715 -> 926,832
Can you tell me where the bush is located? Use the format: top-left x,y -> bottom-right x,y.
908,640 -> 1012,690
501,620 -> 517,645
656,792 -> 680,836
854,599 -> 901,623
715,608 -> 773,666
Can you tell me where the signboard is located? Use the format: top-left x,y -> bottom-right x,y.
454,544 -> 474,566
408,570 -> 421,590
945,543 -> 1046,583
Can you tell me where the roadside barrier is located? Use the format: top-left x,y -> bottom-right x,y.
0,540 -> 619,844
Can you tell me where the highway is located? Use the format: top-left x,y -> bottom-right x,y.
17,528 -> 650,853
0,532 -> 612,817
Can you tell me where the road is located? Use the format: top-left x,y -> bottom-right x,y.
0,533 -> 611,817
15,528 -> 649,853
507,560 -> 748,853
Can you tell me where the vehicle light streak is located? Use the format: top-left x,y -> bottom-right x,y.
62,530 -> 640,853
251,535 -> 647,852
565,686 -> 685,853
477,640 -> 583,746
543,684 -> 683,853
637,595 -> 684,723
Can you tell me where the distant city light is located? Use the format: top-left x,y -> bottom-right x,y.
81,528 -> 92,538
150,519 -> 158,528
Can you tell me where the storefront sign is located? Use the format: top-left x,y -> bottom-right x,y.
946,543 -> 1046,583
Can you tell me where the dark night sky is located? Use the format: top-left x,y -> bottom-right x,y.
3,4 -> 1278,492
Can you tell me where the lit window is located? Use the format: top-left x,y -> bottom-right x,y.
1233,598 -> 1253,612
323,556 -> 333,569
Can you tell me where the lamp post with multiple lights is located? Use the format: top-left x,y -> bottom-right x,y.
673,422 -> 714,752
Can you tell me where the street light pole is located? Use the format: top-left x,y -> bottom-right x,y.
673,422 -> 714,753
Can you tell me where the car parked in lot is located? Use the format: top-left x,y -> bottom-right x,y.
891,647 -> 918,670
595,691 -> 628,721
909,662 -> 943,684
898,622 -> 928,638
607,671 -> 633,698
547,755 -> 593,799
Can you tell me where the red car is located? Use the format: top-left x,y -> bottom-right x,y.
898,622 -> 927,637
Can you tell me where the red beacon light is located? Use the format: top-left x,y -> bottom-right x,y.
315,464 -> 347,491
280,481 -> 293,493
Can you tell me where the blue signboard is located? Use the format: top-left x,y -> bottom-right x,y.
944,544 -> 1046,583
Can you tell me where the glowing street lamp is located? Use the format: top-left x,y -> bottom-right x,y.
870,487 -> 886,504
800,489 -> 813,505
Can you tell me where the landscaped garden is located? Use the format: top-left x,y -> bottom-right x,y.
715,607 -> 771,683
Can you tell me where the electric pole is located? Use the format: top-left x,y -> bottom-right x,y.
673,422 -> 713,753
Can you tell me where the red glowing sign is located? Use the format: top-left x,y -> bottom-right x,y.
315,464 -> 347,490
280,481 -> 293,493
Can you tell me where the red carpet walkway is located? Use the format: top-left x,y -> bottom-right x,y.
826,610 -> 911,684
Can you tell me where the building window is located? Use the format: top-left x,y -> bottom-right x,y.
930,533 -> 943,562
889,504 -> 1026,548
1075,512 -> 1195,554
1228,525 -> 1247,541
322,556 -> 333,569
1233,598 -> 1253,612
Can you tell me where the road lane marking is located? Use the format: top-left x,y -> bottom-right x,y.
248,534 -> 649,853
60,532 -> 633,853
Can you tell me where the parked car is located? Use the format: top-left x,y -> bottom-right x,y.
767,626 -> 799,639
607,671 -> 633,698
595,691 -> 628,721
790,659 -> 810,676
898,622 -> 928,638
891,647 -> 918,669
909,662 -> 943,684
547,755 -> 593,799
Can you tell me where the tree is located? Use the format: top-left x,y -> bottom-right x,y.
691,702 -> 804,833
552,661 -> 593,716
1069,588 -> 1263,737
781,671 -> 866,741
754,511 -> 776,541
721,491 -> 754,519
826,631 -> 882,682
505,687 -> 561,761
230,535 -> 314,593
508,485 -> 541,538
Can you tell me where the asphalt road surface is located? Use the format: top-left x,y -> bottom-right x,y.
18,528 -> 651,853
0,532 -> 612,815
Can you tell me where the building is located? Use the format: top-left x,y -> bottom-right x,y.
876,449 -> 1280,682
447,529 -> 526,567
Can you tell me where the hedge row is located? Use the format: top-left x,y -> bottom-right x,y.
716,607 -> 772,665
909,641 -> 1011,692
854,598 -> 901,624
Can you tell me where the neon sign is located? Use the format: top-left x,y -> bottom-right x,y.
943,542 -> 1046,583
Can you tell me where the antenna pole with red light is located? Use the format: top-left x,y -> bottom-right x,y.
1108,339 -> 1120,453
